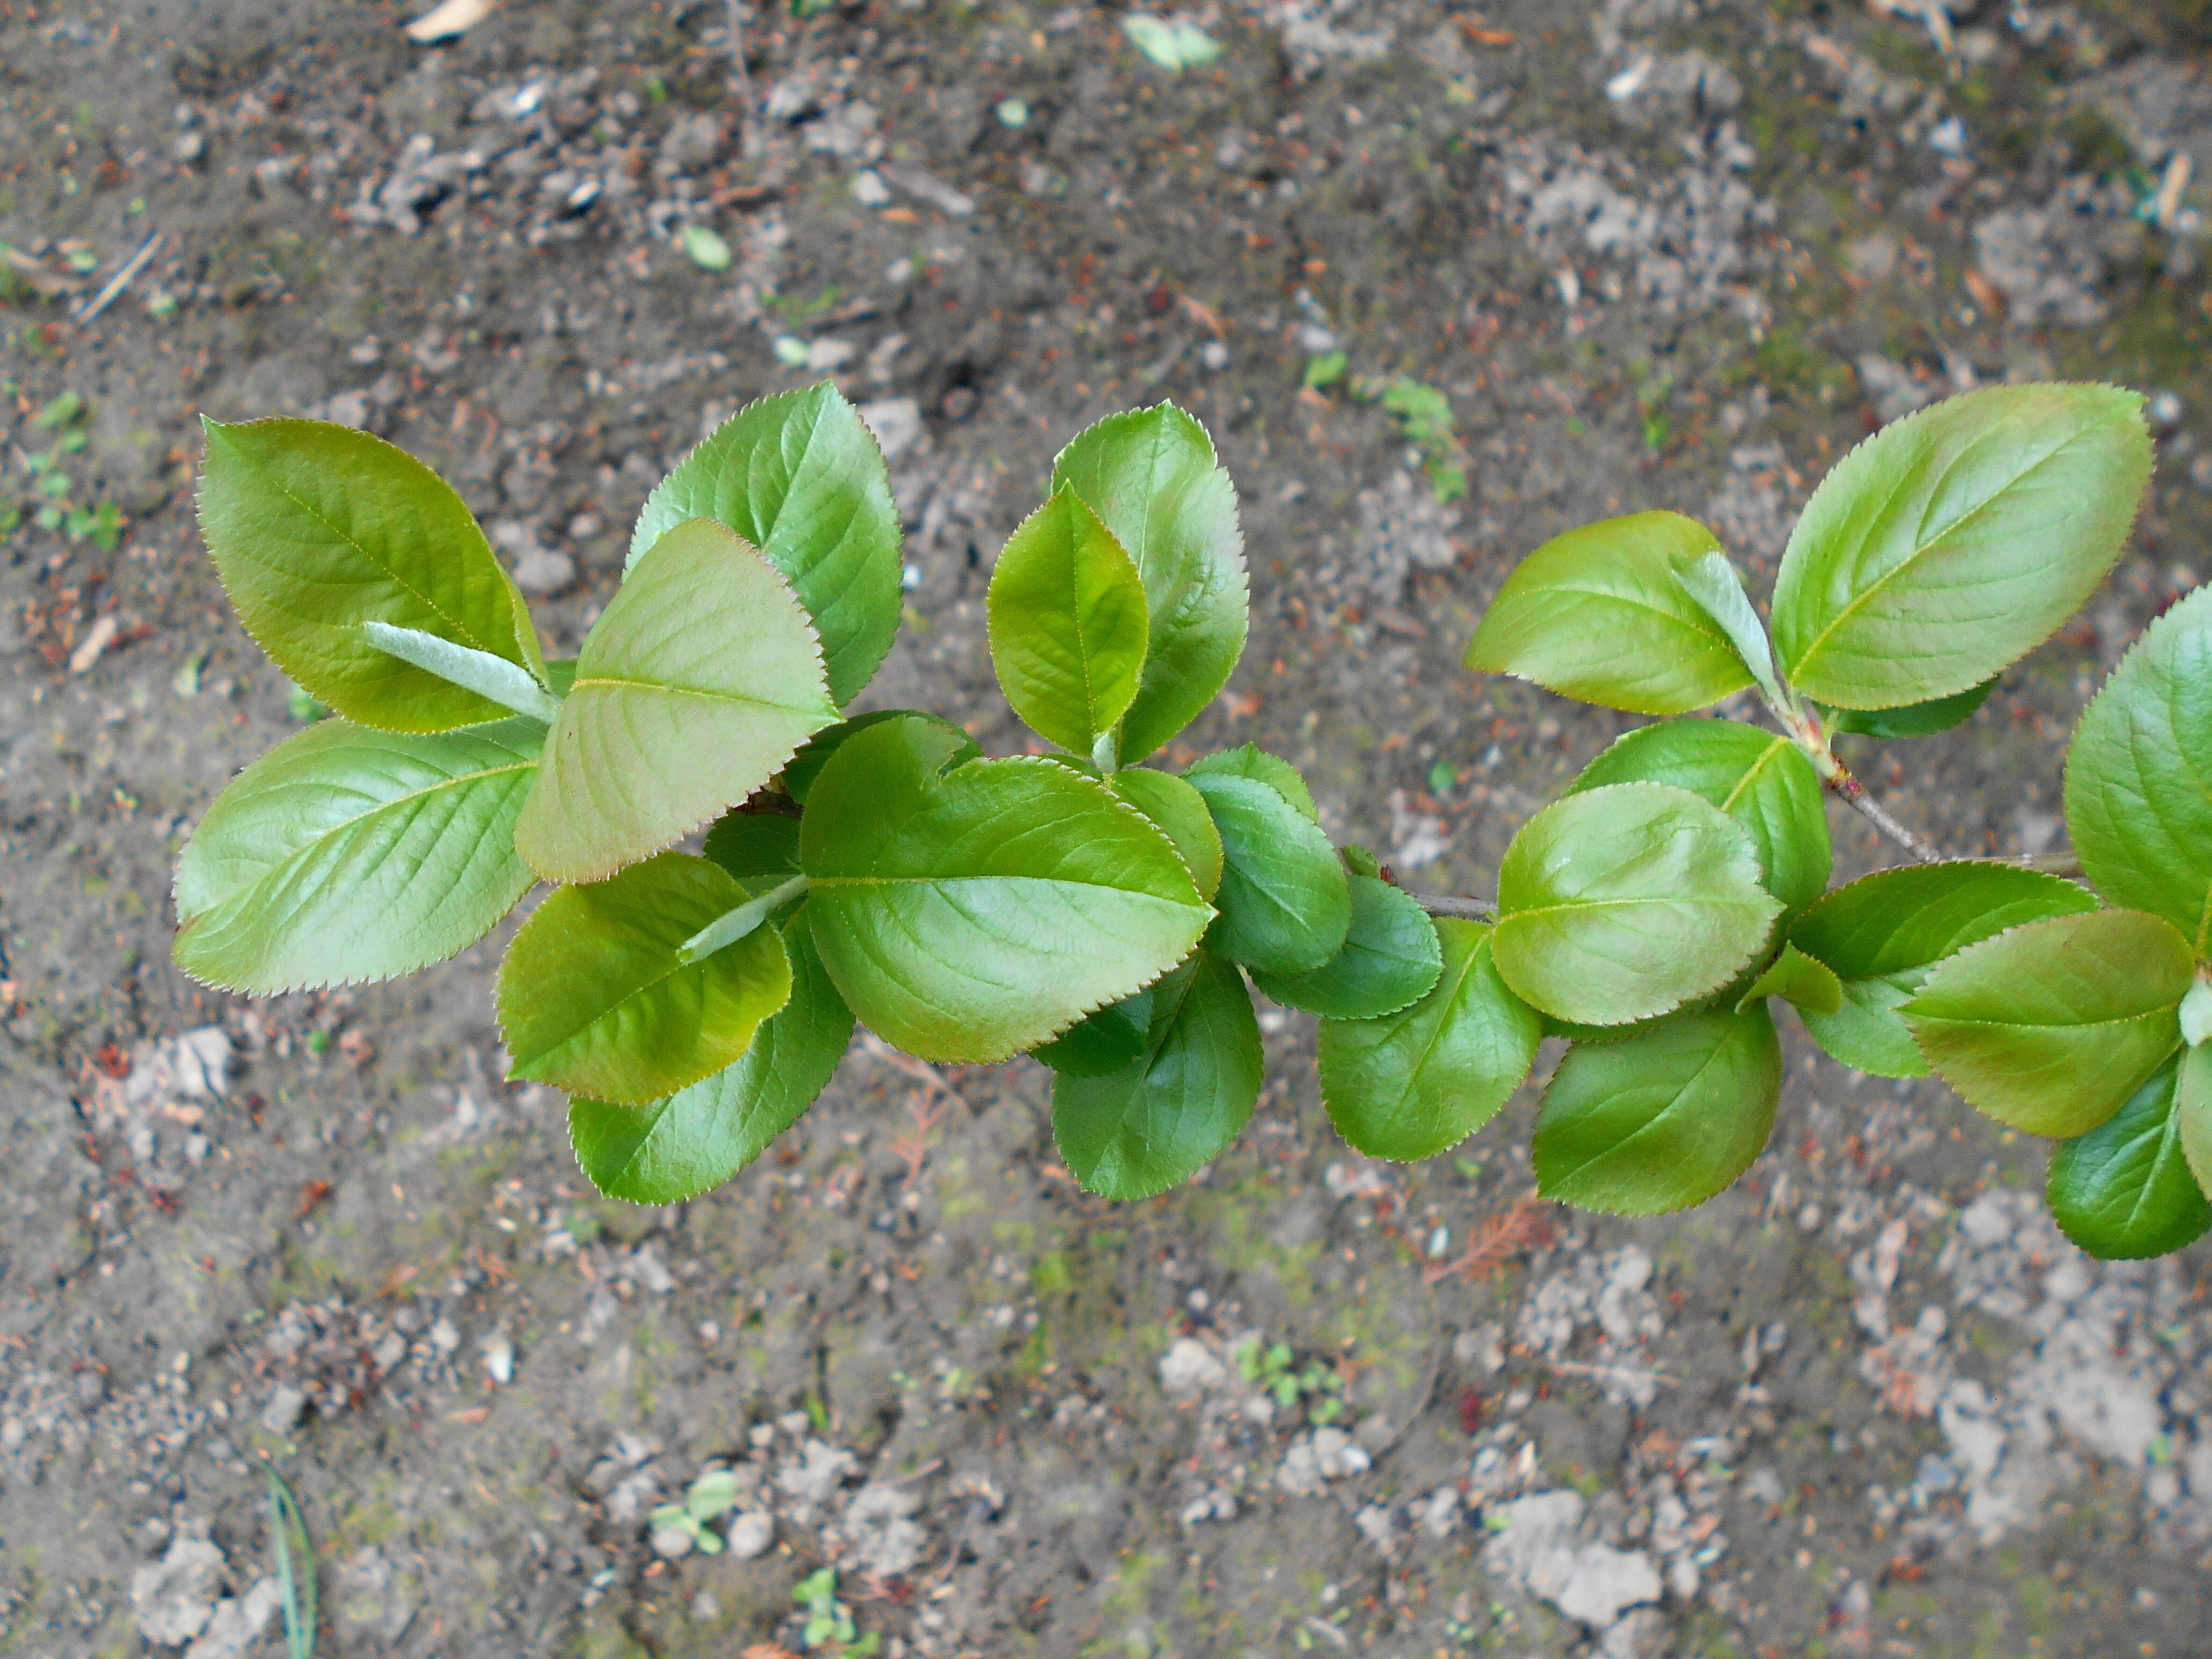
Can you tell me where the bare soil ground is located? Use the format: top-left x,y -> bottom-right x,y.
5,0 -> 2212,1655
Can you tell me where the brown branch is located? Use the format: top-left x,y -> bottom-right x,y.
1823,763 -> 1942,864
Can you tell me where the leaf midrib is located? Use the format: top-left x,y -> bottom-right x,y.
1551,1024 -> 1743,1187
1386,943 -> 1486,1114
1786,418 -> 2098,683
188,758 -> 537,918
1913,1005 -> 2179,1034
531,948 -> 710,1070
811,871 -> 1203,904
1504,893 -> 1772,922
230,435 -> 504,658
571,673 -> 829,717
1512,583 -> 1736,656
1719,736 -> 1792,814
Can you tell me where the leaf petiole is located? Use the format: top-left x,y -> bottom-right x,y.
676,873 -> 809,966
361,621 -> 562,723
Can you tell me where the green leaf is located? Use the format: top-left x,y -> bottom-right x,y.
2046,1056 -> 2211,1260
1568,719 -> 1832,913
1674,551 -> 1786,711
568,907 -> 853,1203
1252,869 -> 1444,1019
1052,954 -> 1262,1198
632,383 -> 904,707
1184,770 -> 1350,975
174,718 -> 542,994
1464,512 -> 1754,715
1185,742 -> 1320,823
800,714 -> 1211,1062
514,518 -> 839,883
1904,908 -> 2192,1136
1533,1005 -> 1782,1214
358,621 -> 562,723
703,811 -> 802,880
1823,678 -> 1995,739
1771,385 -> 2152,709
1032,987 -> 1154,1077
1788,861 -> 2098,1076
1107,768 -> 1223,900
2179,1044 -> 2212,1205
1317,919 -> 1540,1161
1051,405 -> 1248,762
782,709 -> 981,806
680,224 -> 732,271
986,488 -> 1150,755
499,852 -> 793,1105
1736,942 -> 1842,1015
196,417 -> 546,732
2063,585 -> 2212,951
1491,782 -> 1783,1027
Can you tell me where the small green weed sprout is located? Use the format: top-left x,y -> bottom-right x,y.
649,1468 -> 746,1554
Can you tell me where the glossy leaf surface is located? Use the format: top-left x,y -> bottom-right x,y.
987,488 -> 1150,754
175,718 -> 541,994
702,812 -> 802,880
1051,405 -> 1247,761
1824,678 -> 1994,739
515,518 -> 839,882
801,715 -> 1210,1062
500,852 -> 793,1104
1789,862 -> 2098,1077
1465,512 -> 1754,714
1737,942 -> 1842,1016
568,908 -> 852,1203
1185,743 -> 1320,822
1570,719 -> 1832,913
1318,919 -> 1541,1161
1052,954 -> 1263,1198
1772,385 -> 2151,708
2064,585 -> 2212,951
782,709 -> 980,805
1108,768 -> 1223,900
1185,770 -> 1350,975
1492,783 -> 1782,1026
1905,908 -> 2191,1136
1533,1005 -> 1782,1214
1252,870 -> 1444,1019
2046,1057 -> 2212,1260
197,417 -> 545,731
1032,988 -> 1154,1077
632,384 -> 903,706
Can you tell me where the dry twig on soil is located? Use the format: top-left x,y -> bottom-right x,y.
1423,1194 -> 1554,1285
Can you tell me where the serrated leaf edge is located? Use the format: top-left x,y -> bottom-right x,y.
195,415 -> 541,732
